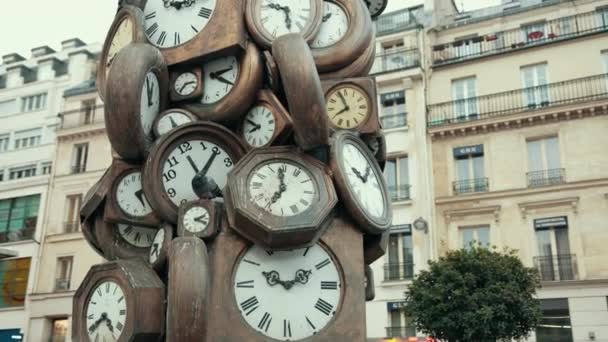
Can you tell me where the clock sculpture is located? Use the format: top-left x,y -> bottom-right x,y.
75,0 -> 391,341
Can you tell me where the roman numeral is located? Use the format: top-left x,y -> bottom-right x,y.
306,315 -> 316,330
338,118 -> 344,126
290,205 -> 299,214
87,314 -> 94,319
146,23 -> 159,37
117,296 -> 124,303
174,32 -> 180,45
283,319 -> 292,337
265,250 -> 274,256
191,24 -> 199,33
292,168 -> 301,177
321,281 -> 338,290
243,259 -> 260,266
119,309 -> 126,315
315,259 -> 330,270
157,31 -> 167,46
236,280 -> 255,288
256,173 -> 266,179
279,164 -> 287,173
199,7 -> 212,18
346,120 -> 351,127
314,298 -> 334,316
300,199 -> 309,206
240,296 -> 259,315
116,322 -> 123,331
303,247 -> 310,256
134,232 -> 141,243
96,288 -> 102,297
258,312 -> 272,332
106,283 -> 110,293
145,12 -> 156,20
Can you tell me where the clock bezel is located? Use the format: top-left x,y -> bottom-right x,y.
169,67 -> 204,103
94,213 -> 159,261
149,222 -> 173,273
319,30 -> 376,80
322,77 -> 379,134
237,89 -> 293,149
177,199 -> 222,240
152,108 -> 198,139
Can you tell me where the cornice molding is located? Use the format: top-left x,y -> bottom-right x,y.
444,205 -> 501,223
518,196 -> 579,219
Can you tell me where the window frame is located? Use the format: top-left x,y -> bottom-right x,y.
0,257 -> 32,309
460,225 -> 490,249
384,154 -> 410,201
451,76 -> 478,120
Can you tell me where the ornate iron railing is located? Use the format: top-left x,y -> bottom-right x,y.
388,185 -> 411,202
384,262 -> 415,281
58,105 -> 105,129
381,113 -> 407,129
453,177 -> 489,194
385,326 -> 417,338
534,254 -> 577,281
370,48 -> 420,75
527,168 -> 565,187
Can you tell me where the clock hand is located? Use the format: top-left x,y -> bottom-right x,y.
89,314 -> 107,333
284,7 -> 292,30
210,67 -> 233,78
214,75 -> 234,86
270,167 -> 286,203
186,155 -> 200,174
194,214 -> 208,223
293,269 -> 312,284
363,165 -> 371,182
134,189 -> 146,208
322,12 -> 332,22
337,90 -> 349,110
351,167 -> 366,182
151,243 -> 159,257
179,81 -> 196,92
332,107 -> 349,119
145,77 -> 154,107
169,116 -> 178,128
262,270 -> 281,286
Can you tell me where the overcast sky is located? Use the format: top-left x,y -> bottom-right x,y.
0,0 -> 500,59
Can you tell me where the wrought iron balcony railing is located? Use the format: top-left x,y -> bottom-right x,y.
388,185 -> 411,202
381,113 -> 407,129
384,262 -> 414,281
427,73 -> 608,127
55,278 -> 71,291
534,254 -> 577,281
453,177 -> 489,194
63,222 -> 80,233
432,9 -> 608,65
370,48 -> 420,75
527,168 -> 565,188
375,9 -> 419,36
385,326 -> 417,338
58,105 -> 105,130
71,165 -> 87,174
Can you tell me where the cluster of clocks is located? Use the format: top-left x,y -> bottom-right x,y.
76,0 -> 391,340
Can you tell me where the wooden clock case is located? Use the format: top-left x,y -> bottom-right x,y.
322,77 -> 380,134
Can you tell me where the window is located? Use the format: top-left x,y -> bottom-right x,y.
597,7 -> 608,28
64,194 -> 82,233
0,135 -> 9,152
534,217 -> 575,281
71,143 -> 88,174
527,136 -> 563,187
381,41 -> 406,72
13,128 -> 41,149
385,225 -> 414,281
386,305 -> 416,338
453,36 -> 482,59
451,77 -> 478,120
0,172 -> 3,182
385,156 -> 410,201
380,91 -> 406,129
20,93 -> 47,112
0,257 -> 31,308
54,257 -> 73,291
9,165 -> 37,180
50,318 -> 69,342
0,99 -> 17,115
522,22 -> 547,43
453,144 -> 486,194
41,162 -> 52,175
0,195 -> 40,243
82,100 -> 96,125
461,225 -> 490,249
536,298 -> 573,342
521,63 -> 549,108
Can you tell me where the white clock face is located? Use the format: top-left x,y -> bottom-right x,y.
140,71 -> 160,136
106,17 -> 133,77
143,0 -> 217,48
174,71 -> 199,96
117,224 -> 157,248
242,106 -> 276,148
248,161 -> 316,217
156,111 -> 194,136
149,228 -> 165,264
116,171 -> 153,217
201,56 -> 239,104
86,281 -> 127,342
183,206 -> 210,233
259,0 -> 314,38
162,140 -> 234,207
342,142 -> 386,218
234,244 -> 342,340
310,1 -> 348,49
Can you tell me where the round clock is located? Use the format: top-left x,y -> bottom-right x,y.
237,90 -> 293,149
233,243 -> 342,340
85,280 -> 127,341
310,0 -> 373,72
97,5 -> 146,101
245,0 -> 324,49
169,67 -> 203,102
181,42 -> 263,123
94,214 -> 158,261
363,0 -> 388,19
153,108 -> 197,138
143,122 -> 247,223
329,131 -> 391,234
105,43 -> 169,161
174,72 -> 198,95
149,223 -> 173,272
325,82 -> 371,130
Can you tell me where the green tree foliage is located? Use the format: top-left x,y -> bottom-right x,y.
404,245 -> 542,342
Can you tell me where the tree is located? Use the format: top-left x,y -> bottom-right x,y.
404,245 -> 542,341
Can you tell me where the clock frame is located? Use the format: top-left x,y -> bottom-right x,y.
169,66 -> 204,103
322,77 -> 380,134
80,211 -> 105,259
272,34 -> 329,152
177,199 -> 222,240
237,90 -> 293,149
73,259 -> 165,342
80,168 -> 113,224
181,42 -> 263,123
319,33 -> 376,80
149,222 -> 173,273
105,43 -> 169,161
94,214 -> 158,261
225,145 -> 338,250
365,264 -> 375,301
363,229 -> 389,265
152,108 -> 198,138
362,131 -> 387,171
262,51 -> 283,97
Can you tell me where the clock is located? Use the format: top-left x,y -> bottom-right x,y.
142,0 -> 246,66
329,131 -> 391,234
73,259 -> 165,342
105,43 -> 169,161
272,34 -> 329,152
143,122 -> 247,223
149,223 -> 173,273
153,108 -> 197,138
319,32 -> 376,80
322,77 -> 379,134
364,264 -> 374,301
177,199 -> 221,240
169,67 -> 203,102
237,90 -> 293,149
225,146 -> 337,250
310,0 -> 373,73
363,0 -> 388,19
233,243 -> 342,340
181,42 -> 263,123
245,0 -> 324,49
363,229 -> 389,265
97,5 -> 146,101
94,213 -> 159,261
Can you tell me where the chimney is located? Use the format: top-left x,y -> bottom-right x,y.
5,64 -> 34,87
31,45 -> 56,59
37,57 -> 67,81
61,38 -> 86,51
2,53 -> 26,65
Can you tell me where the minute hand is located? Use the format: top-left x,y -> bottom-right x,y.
198,150 -> 220,178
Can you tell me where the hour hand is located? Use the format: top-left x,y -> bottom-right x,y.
262,270 -> 281,286
134,189 -> 146,208
294,269 -> 312,284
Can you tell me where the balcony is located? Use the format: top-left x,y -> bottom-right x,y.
54,278 -> 71,292
375,9 -> 420,36
534,254 -> 578,281
370,48 -> 420,75
527,168 -> 565,188
58,105 -> 104,130
453,177 -> 489,195
384,262 -> 414,281
381,113 -> 407,129
432,9 -> 608,66
70,165 -> 86,174
389,185 -> 411,202
63,222 -> 80,233
385,326 -> 416,338
427,73 -> 608,128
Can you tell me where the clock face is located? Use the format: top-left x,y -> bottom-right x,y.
140,71 -> 161,136
149,228 -> 165,264
233,244 -> 342,340
259,0 -> 315,38
341,142 -> 386,218
162,139 -> 235,206
248,161 -> 317,217
116,171 -> 153,217
242,106 -> 276,148
117,224 -> 157,248
173,71 -> 199,96
156,111 -> 194,136
183,206 -> 210,233
326,85 -> 370,129
106,17 -> 134,77
86,281 -> 127,342
201,56 -> 239,104
310,1 -> 348,49
143,0 -> 217,49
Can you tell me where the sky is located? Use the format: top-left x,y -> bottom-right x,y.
0,0 -> 500,59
